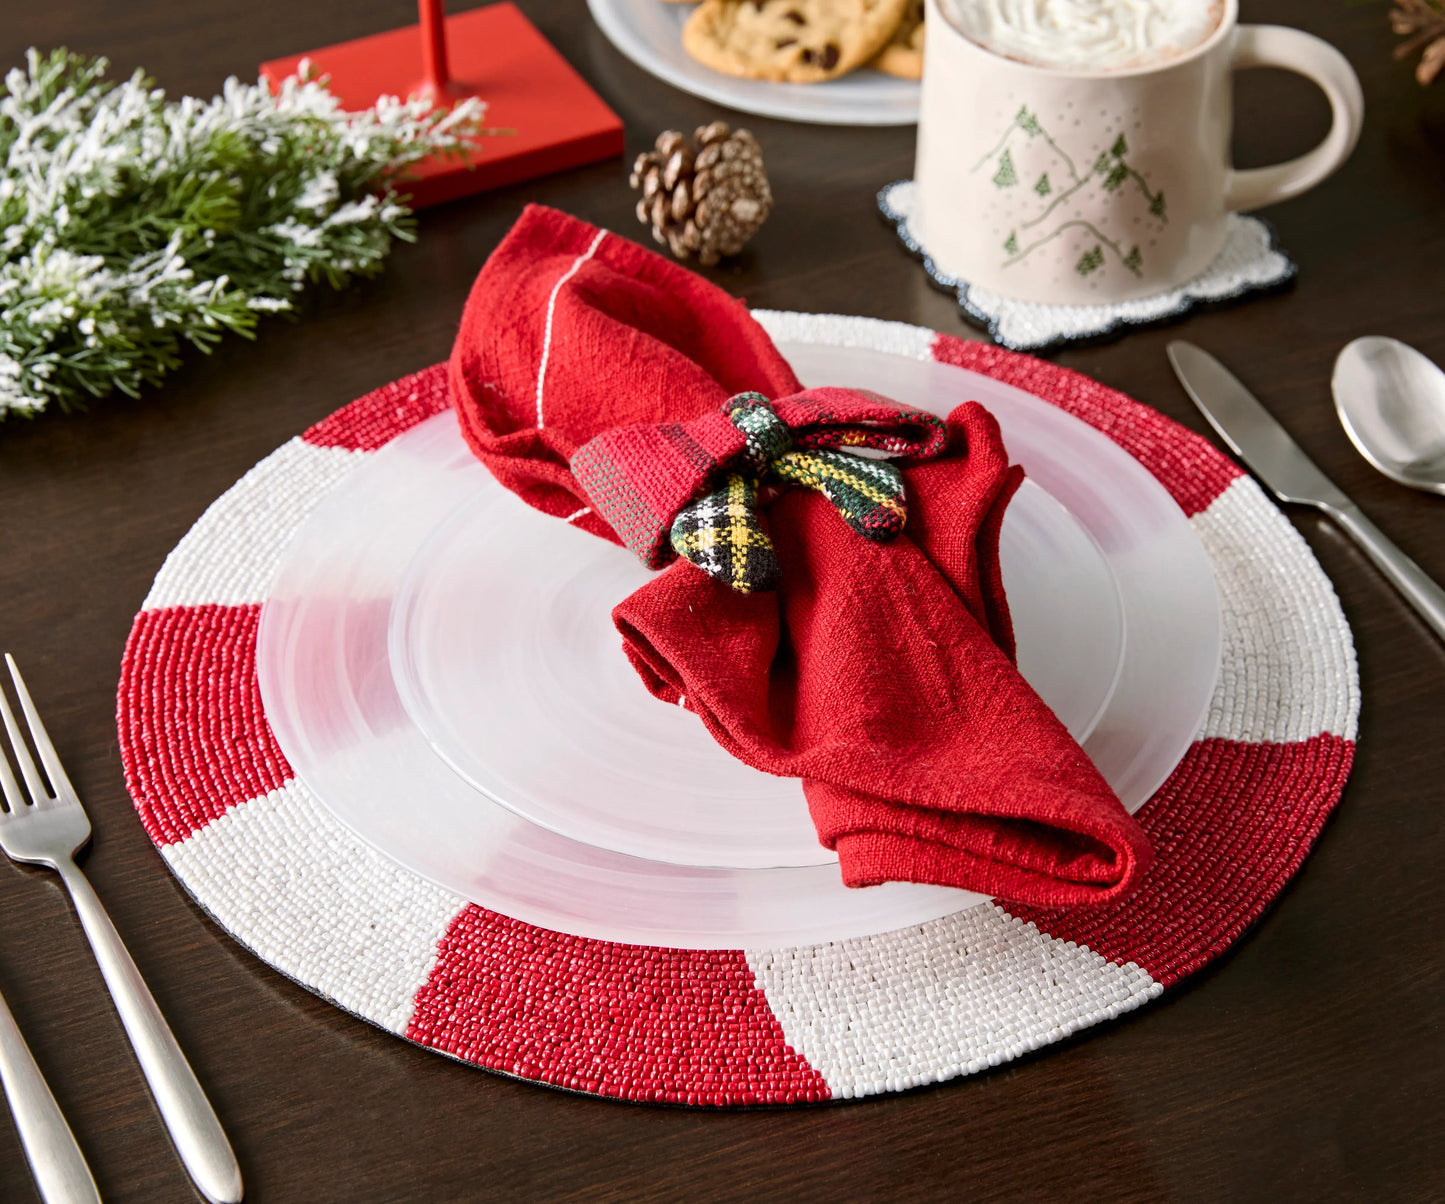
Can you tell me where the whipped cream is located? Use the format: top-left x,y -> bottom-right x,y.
943,0 -> 1223,71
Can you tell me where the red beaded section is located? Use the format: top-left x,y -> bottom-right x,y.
302,363 -> 450,452
406,907 -> 830,1105
930,335 -> 1241,518
118,604 -> 291,846
1009,733 -> 1354,987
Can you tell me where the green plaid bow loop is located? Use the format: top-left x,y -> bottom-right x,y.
670,393 -> 914,593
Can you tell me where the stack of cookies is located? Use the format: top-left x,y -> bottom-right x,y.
677,0 -> 924,83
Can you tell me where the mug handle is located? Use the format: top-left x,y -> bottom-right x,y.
1224,25 -> 1365,212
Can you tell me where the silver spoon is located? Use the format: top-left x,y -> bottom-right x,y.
1332,336 -> 1445,495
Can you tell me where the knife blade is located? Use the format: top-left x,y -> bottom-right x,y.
1167,341 -> 1354,510
1168,339 -> 1445,645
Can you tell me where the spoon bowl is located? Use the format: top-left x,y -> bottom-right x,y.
1332,336 -> 1445,496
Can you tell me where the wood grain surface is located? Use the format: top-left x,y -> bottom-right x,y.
0,1 -> 1441,1200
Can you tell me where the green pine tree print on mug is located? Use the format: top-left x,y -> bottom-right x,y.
974,106 -> 1167,279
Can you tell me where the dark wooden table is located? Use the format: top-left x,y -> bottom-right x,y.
1,1 -> 1442,1200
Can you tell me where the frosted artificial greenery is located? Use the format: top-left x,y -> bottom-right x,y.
0,48 -> 485,418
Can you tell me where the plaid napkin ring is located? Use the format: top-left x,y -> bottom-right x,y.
572,390 -> 948,593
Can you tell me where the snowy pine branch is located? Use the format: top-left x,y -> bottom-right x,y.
0,48 -> 486,418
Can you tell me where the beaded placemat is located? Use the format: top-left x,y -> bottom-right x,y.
115,312 -> 1357,1105
879,181 -> 1297,354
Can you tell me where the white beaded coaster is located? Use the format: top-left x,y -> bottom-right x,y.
879,180 -> 1297,352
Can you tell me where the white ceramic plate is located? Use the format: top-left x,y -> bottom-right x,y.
587,0 -> 920,126
256,344 -> 1219,949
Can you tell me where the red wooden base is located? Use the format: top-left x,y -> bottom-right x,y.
260,3 -> 624,208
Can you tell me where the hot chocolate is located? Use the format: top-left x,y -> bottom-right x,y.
941,0 -> 1224,72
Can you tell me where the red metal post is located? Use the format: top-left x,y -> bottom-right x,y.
419,0 -> 451,96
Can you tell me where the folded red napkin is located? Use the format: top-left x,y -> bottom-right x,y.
450,204 -> 1151,906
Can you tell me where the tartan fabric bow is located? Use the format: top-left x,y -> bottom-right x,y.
571,389 -> 949,593
671,394 -> 915,592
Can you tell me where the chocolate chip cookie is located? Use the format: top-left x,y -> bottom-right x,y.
870,0 -> 923,79
683,0 -> 911,83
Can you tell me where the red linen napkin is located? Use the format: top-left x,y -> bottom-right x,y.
450,205 -> 1152,906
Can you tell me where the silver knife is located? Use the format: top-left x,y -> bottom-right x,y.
1168,340 -> 1445,645
0,987 -> 100,1204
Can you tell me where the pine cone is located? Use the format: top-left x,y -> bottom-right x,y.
1394,0 -> 1445,83
629,122 -> 772,266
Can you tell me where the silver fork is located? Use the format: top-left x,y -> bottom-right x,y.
0,655 -> 242,1204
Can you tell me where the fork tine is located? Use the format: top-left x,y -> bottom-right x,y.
0,671 -> 46,807
0,715 -> 24,813
4,656 -> 74,802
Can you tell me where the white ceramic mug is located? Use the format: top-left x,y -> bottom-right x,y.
913,0 -> 1365,306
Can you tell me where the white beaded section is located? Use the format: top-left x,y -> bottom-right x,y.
879,182 -> 1293,353
144,438 -> 367,610
162,779 -> 466,1034
1191,476 -> 1359,744
746,904 -> 1160,1099
754,310 -> 937,362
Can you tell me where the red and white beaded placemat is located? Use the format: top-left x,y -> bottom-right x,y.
116,313 -> 1357,1106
